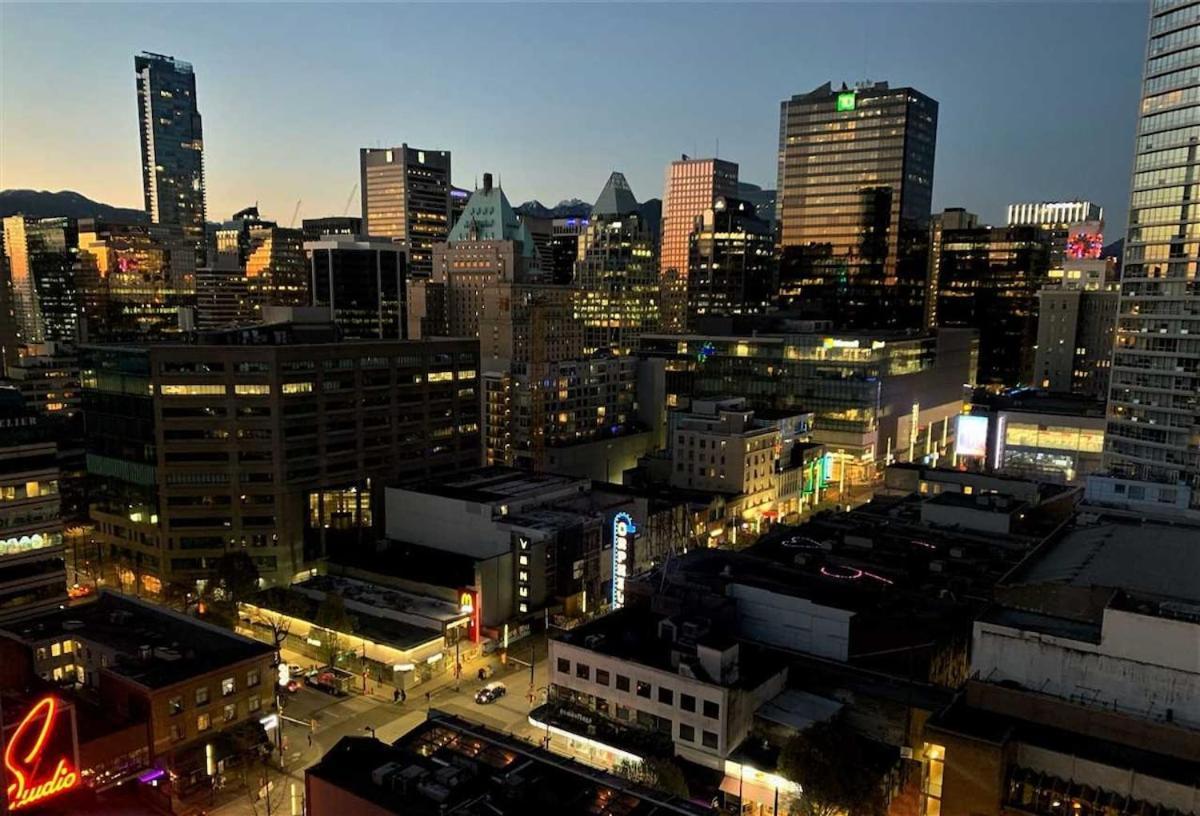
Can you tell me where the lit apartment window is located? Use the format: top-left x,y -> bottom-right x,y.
169,696 -> 183,715
197,713 -> 211,732
221,677 -> 236,696
223,704 -> 236,723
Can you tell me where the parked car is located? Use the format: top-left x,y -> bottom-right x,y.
284,679 -> 301,693
304,667 -> 352,697
474,682 -> 507,704
288,664 -> 303,679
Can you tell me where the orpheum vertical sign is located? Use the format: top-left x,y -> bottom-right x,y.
3,696 -> 81,811
611,512 -> 637,608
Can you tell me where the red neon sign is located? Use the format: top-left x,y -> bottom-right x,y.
4,696 -> 80,810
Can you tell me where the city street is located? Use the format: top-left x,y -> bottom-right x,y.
208,641 -> 550,816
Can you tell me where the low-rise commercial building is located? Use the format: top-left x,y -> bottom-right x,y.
964,390 -> 1107,485
547,606 -> 787,770
239,574 -> 452,691
925,512 -> 1200,816
305,711 -> 711,816
0,590 -> 276,803
638,329 -> 977,485
383,468 -> 604,626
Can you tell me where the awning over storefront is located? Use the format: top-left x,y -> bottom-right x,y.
720,774 -> 784,807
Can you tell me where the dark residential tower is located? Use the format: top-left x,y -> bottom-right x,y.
776,82 -> 937,330
135,52 -> 207,256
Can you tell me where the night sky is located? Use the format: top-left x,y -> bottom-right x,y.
1,2 -> 1146,237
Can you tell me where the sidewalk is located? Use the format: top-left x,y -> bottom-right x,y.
277,637 -> 543,708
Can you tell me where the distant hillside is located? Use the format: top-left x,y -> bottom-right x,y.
515,198 -> 591,219
0,189 -> 147,223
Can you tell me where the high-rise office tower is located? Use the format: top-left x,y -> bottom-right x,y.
1007,200 -> 1104,267
931,213 -> 1053,387
74,219 -> 195,342
1101,2 -> 1200,509
776,82 -> 937,330
360,145 -> 451,276
687,196 -> 775,327
135,52 -> 207,254
659,157 -> 738,331
0,216 -> 78,348
304,235 -> 407,339
575,173 -> 660,355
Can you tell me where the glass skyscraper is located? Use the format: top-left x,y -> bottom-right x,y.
1104,0 -> 1200,507
776,82 -> 937,330
135,52 -> 207,253
0,216 -> 78,347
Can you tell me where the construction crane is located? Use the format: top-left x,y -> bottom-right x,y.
289,199 -> 302,228
342,183 -> 358,217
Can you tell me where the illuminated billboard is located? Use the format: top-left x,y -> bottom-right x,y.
956,414 -> 989,458
836,92 -> 856,112
1064,220 -> 1104,260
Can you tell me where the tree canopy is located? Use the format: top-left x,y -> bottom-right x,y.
777,720 -> 887,816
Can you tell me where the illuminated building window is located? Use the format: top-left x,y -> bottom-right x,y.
922,743 -> 945,816
221,677 -> 235,696
248,696 -> 260,712
235,384 -> 270,395
197,713 -> 211,732
223,704 -> 236,723
169,696 -> 183,715
161,384 -> 225,396
282,382 -> 313,394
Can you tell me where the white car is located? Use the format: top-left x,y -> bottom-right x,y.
288,663 -> 304,679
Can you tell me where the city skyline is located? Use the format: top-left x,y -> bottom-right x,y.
2,3 -> 1144,234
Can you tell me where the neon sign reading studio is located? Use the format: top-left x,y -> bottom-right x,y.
611,512 -> 637,608
4,696 -> 81,811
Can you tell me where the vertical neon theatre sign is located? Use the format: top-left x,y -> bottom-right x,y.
4,696 -> 80,810
611,512 -> 637,608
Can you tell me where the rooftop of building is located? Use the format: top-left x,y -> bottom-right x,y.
591,171 -> 640,218
972,387 -> 1107,418
0,590 -> 272,689
245,584 -> 445,652
923,490 -> 1030,514
80,326 -> 476,353
307,711 -> 709,816
1001,513 -> 1200,609
447,174 -> 537,259
884,463 -> 1078,507
398,466 -> 588,505
554,606 -> 779,690
297,574 -> 464,625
